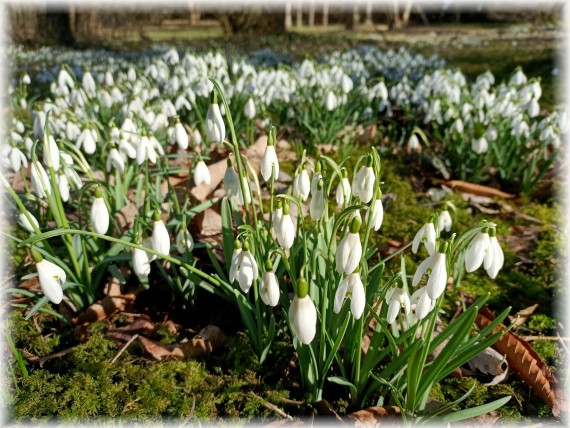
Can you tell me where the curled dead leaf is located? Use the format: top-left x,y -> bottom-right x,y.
346,406 -> 401,426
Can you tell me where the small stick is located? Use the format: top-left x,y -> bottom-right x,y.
110,333 -> 139,365
250,392 -> 293,420
179,396 -> 197,427
24,347 -> 76,367
521,336 -> 570,342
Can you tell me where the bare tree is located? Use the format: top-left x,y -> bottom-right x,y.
323,0 -> 329,26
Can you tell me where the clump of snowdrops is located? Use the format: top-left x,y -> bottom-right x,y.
6,63 -> 514,421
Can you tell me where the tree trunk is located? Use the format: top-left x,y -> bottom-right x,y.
308,0 -> 315,26
296,0 -> 302,27
365,0 -> 373,25
322,0 -> 329,26
285,1 -> 292,30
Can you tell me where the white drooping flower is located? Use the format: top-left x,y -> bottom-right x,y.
276,204 -> 295,250
334,272 -> 365,320
152,216 -> 170,255
413,251 -> 448,300
7,146 -> 27,172
106,148 -> 125,174
194,158 -> 211,186
232,244 -> 259,293
82,70 -> 96,97
174,121 -> 189,150
484,230 -> 504,279
485,126 -> 498,142
471,136 -> 488,154
336,170 -> 351,207
292,169 -> 311,201
309,178 -> 326,221
36,256 -> 66,304
412,221 -> 436,255
228,242 -> 242,283
244,97 -> 256,119
439,210 -> 452,233
366,197 -> 384,232
133,246 -> 152,278
18,210 -> 39,233
410,286 -> 435,320
289,279 -> 317,345
325,91 -> 337,111
43,134 -> 60,171
509,68 -> 527,86
76,128 -> 97,155
385,286 -> 411,324
261,139 -> 279,182
193,129 -> 202,146
465,230 -> 491,273
336,218 -> 362,274
206,93 -> 226,144
260,262 -> 280,307
407,134 -> 421,153
136,134 -> 157,165
57,173 -> 70,202
352,164 -> 375,204
176,227 -> 194,254
224,158 -> 240,198
90,188 -> 109,235
30,161 -> 52,198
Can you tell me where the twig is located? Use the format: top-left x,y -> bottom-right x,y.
520,336 -> 570,342
273,396 -> 305,406
250,392 -> 293,420
24,347 -> 76,367
179,395 -> 197,427
110,333 -> 139,364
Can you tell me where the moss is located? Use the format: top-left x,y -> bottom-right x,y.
531,340 -> 560,367
6,310 -> 61,357
156,325 -> 179,345
528,315 -> 556,334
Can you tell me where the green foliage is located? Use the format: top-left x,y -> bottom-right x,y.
532,340 -> 561,367
528,315 -> 556,333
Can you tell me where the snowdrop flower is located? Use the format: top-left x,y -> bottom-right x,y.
229,241 -> 243,283
152,214 -> 170,255
106,148 -> 125,174
334,272 -> 365,319
174,120 -> 189,150
18,210 -> 39,233
90,187 -> 109,235
509,68 -> 527,86
293,169 -> 311,201
31,161 -> 52,198
244,97 -> 256,119
194,157 -> 211,186
193,129 -> 202,146
309,178 -> 326,221
352,161 -> 375,204
136,134 -> 157,165
410,286 -> 435,320
450,118 -> 464,134
336,217 -> 362,274
412,248 -> 448,300
412,220 -> 436,255
33,249 -> 65,304
366,196 -> 384,232
58,68 -> 74,89
486,126 -> 498,142
276,202 -> 295,250
76,128 -> 97,155
336,168 -> 351,207
325,91 -> 337,111
233,241 -> 259,293
484,229 -> 504,279
261,133 -> 279,182
206,91 -> 226,144
133,246 -> 152,278
385,286 -> 411,324
57,173 -> 70,202
439,210 -> 452,232
176,227 -> 194,254
43,134 -> 60,171
260,261 -> 280,307
82,70 -> 96,97
465,229 -> 491,273
7,146 -> 27,172
472,136 -> 488,154
407,134 -> 421,153
224,158 -> 240,198
289,278 -> 317,345
527,99 -> 540,118
22,73 -> 31,85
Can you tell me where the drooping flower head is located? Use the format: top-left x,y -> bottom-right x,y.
336,217 -> 363,274
289,278 -> 317,345
32,248 -> 65,304
334,271 -> 365,319
352,156 -> 375,204
260,260 -> 280,307
412,218 -> 436,255
91,186 -> 109,235
261,127 -> 279,182
385,286 -> 411,324
206,90 -> 226,144
412,242 -> 448,300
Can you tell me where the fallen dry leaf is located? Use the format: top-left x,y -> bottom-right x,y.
476,306 -> 566,418
138,335 -> 184,361
114,202 -> 139,231
180,325 -> 228,358
74,293 -> 137,325
509,304 -> 539,328
467,347 -> 506,376
434,179 -> 515,199
346,406 -> 401,426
